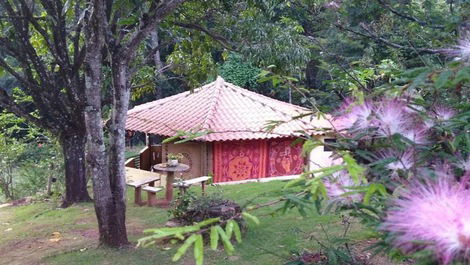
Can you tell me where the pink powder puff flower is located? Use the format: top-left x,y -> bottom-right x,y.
402,127 -> 428,144
333,98 -> 373,132
324,0 -> 341,9
324,170 -> 363,204
433,161 -> 454,180
374,99 -> 411,137
381,178 -> 470,264
456,155 -> 470,182
378,149 -> 415,172
433,105 -> 456,121
445,38 -> 470,62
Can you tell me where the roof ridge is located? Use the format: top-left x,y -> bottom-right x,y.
226,82 -> 309,111
198,78 -> 224,130
224,82 -> 312,128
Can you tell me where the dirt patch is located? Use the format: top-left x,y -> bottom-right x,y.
0,203 -> 12,209
74,228 -> 99,239
0,233 -> 93,265
352,239 -> 413,265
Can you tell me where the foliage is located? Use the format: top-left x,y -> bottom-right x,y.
0,133 -> 63,202
219,53 -> 261,90
139,190 -> 253,265
282,57 -> 470,264
167,153 -> 184,161
169,191 -> 242,225
168,190 -> 197,221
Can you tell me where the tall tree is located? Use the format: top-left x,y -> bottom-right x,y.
0,1 -> 91,206
83,0 -> 185,247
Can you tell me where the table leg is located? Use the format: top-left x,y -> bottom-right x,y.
135,187 -> 143,206
166,172 -> 174,202
201,181 -> 206,196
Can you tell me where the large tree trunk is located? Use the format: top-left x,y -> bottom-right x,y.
60,131 -> 91,206
83,0 -> 185,248
84,0 -> 129,247
105,59 -> 131,244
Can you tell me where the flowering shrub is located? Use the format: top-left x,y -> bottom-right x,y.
274,40 -> 470,265
298,59 -> 470,264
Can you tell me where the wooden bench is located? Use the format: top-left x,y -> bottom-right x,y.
173,176 -> 212,195
125,167 -> 161,206
142,186 -> 163,206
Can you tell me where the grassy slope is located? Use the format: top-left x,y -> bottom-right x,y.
0,181 -> 370,265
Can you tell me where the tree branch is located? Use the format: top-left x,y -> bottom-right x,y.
335,23 -> 442,54
173,21 -> 235,50
0,89 -> 54,132
121,0 -> 187,63
376,0 -> 444,30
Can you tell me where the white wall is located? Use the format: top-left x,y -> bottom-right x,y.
309,135 -> 342,171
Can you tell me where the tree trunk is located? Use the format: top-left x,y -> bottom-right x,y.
60,131 -> 91,207
84,0 -> 129,247
150,30 -> 164,99
105,59 -> 131,245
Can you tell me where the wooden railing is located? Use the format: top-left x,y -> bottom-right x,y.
125,145 -> 162,171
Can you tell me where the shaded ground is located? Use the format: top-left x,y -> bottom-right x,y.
0,181 -> 403,265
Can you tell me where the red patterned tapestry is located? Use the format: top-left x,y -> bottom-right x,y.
266,138 -> 304,177
213,140 -> 267,183
213,138 -> 304,183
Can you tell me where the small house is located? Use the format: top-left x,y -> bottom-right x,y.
125,77 -> 335,183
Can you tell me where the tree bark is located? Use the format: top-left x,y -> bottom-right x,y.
84,0 -> 129,247
150,30 -> 164,99
60,131 -> 91,207
83,0 -> 185,248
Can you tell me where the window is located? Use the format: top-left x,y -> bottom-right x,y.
323,138 -> 336,152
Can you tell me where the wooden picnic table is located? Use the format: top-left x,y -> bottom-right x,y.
152,163 -> 189,207
125,167 -> 162,206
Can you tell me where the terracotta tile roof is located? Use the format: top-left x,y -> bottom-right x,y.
126,77 -> 331,141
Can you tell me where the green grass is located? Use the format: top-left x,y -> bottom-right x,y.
0,181 -> 371,265
125,144 -> 146,159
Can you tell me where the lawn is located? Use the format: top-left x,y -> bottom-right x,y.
0,181 -> 378,265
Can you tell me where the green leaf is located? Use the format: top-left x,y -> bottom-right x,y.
302,139 -> 322,156
118,17 -> 138,26
452,66 -> 470,85
195,217 -> 220,228
231,221 -> 242,243
408,70 -> 430,90
225,220 -> 234,240
283,176 -> 305,189
216,226 -> 235,255
172,234 -> 197,262
340,151 -> 365,184
363,184 -> 377,205
210,226 -> 219,250
242,212 -> 260,226
62,0 -> 72,15
435,70 -> 453,88
194,234 -> 204,265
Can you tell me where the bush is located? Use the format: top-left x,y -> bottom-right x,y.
169,190 -> 242,226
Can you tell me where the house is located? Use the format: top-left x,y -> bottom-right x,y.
125,77 -> 335,183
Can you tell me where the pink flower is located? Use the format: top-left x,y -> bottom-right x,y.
333,99 -> 373,132
324,1 -> 341,9
378,149 -> 415,172
374,99 -> 411,137
433,105 -> 456,121
446,38 -> 470,62
324,170 -> 363,204
381,178 -> 470,264
402,127 -> 428,144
